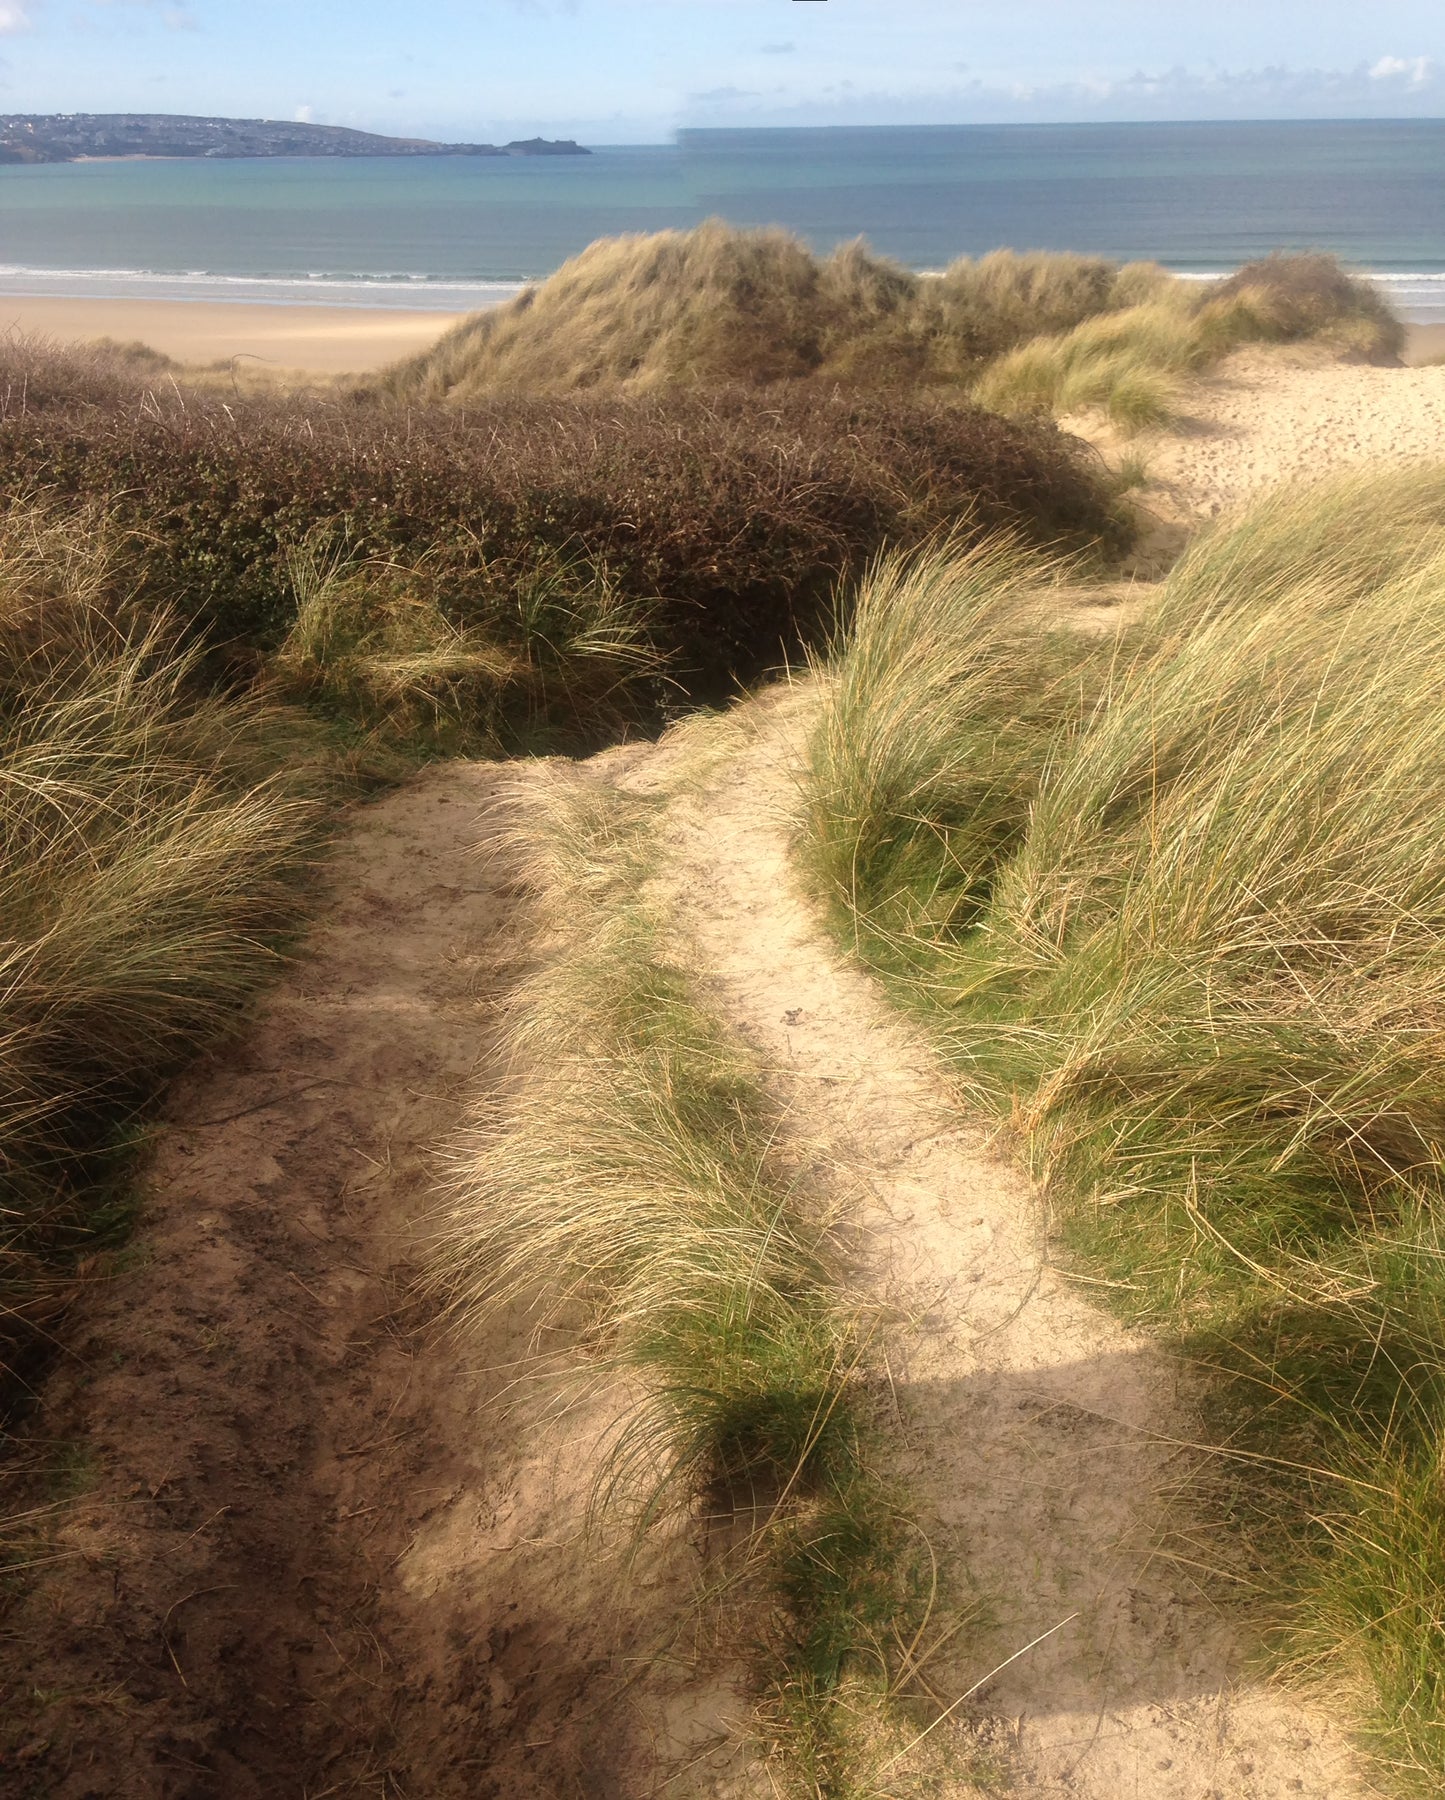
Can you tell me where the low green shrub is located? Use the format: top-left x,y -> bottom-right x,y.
0,341 -> 1127,723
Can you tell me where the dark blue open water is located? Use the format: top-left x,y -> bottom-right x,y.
1,121 -> 1442,317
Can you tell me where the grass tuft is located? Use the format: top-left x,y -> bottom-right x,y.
975,255 -> 1400,432
0,496 -> 331,1406
270,533 -> 663,748
804,536 -> 1099,943
1203,252 -> 1405,361
802,471 -> 1445,1788
435,758 -> 930,1794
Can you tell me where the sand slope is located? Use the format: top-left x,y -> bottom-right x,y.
1116,344 -> 1445,524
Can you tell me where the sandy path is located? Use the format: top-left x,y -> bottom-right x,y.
1124,344 -> 1445,523
609,690 -> 1372,1799
0,764 -> 743,1799
0,699 -> 1387,1797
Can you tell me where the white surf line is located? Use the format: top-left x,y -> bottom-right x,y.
611,687 -> 1370,1800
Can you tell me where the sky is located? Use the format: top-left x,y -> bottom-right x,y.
0,1 -> 1443,144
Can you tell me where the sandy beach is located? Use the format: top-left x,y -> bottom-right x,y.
0,296 -> 465,373
0,293 -> 1439,381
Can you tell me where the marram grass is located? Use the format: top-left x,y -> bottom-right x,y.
380,223 -> 1164,400
433,758 -> 942,1796
383,225 -> 1399,433
272,532 -> 661,748
0,498 -> 330,1405
973,253 -> 1403,434
802,471 -> 1445,1791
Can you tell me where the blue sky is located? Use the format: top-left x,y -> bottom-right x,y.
0,1 -> 1443,143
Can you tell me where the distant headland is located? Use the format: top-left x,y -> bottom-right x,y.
0,113 -> 590,163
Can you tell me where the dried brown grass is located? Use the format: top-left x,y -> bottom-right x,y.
379,222 -> 1167,402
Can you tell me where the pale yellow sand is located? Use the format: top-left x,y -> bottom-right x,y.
0,295 -> 465,373
1065,343 -> 1445,549
1142,344 -> 1445,520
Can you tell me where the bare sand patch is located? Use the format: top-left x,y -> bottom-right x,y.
1079,344 -> 1445,532
0,296 -> 462,373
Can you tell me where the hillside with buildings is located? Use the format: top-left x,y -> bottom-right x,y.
0,113 -> 588,161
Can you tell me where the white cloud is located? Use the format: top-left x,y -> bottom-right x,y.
294,103 -> 314,123
1370,54 -> 1433,87
686,55 -> 1445,128
0,3 -> 30,31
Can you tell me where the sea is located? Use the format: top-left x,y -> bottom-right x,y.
1,120 -> 1443,321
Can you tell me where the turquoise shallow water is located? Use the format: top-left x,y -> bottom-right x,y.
1,121 -> 1443,317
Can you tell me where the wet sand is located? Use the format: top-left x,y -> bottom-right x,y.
0,296 -> 466,373
1406,323 -> 1445,366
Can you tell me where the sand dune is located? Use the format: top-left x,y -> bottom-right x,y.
3,329 -> 1439,1796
